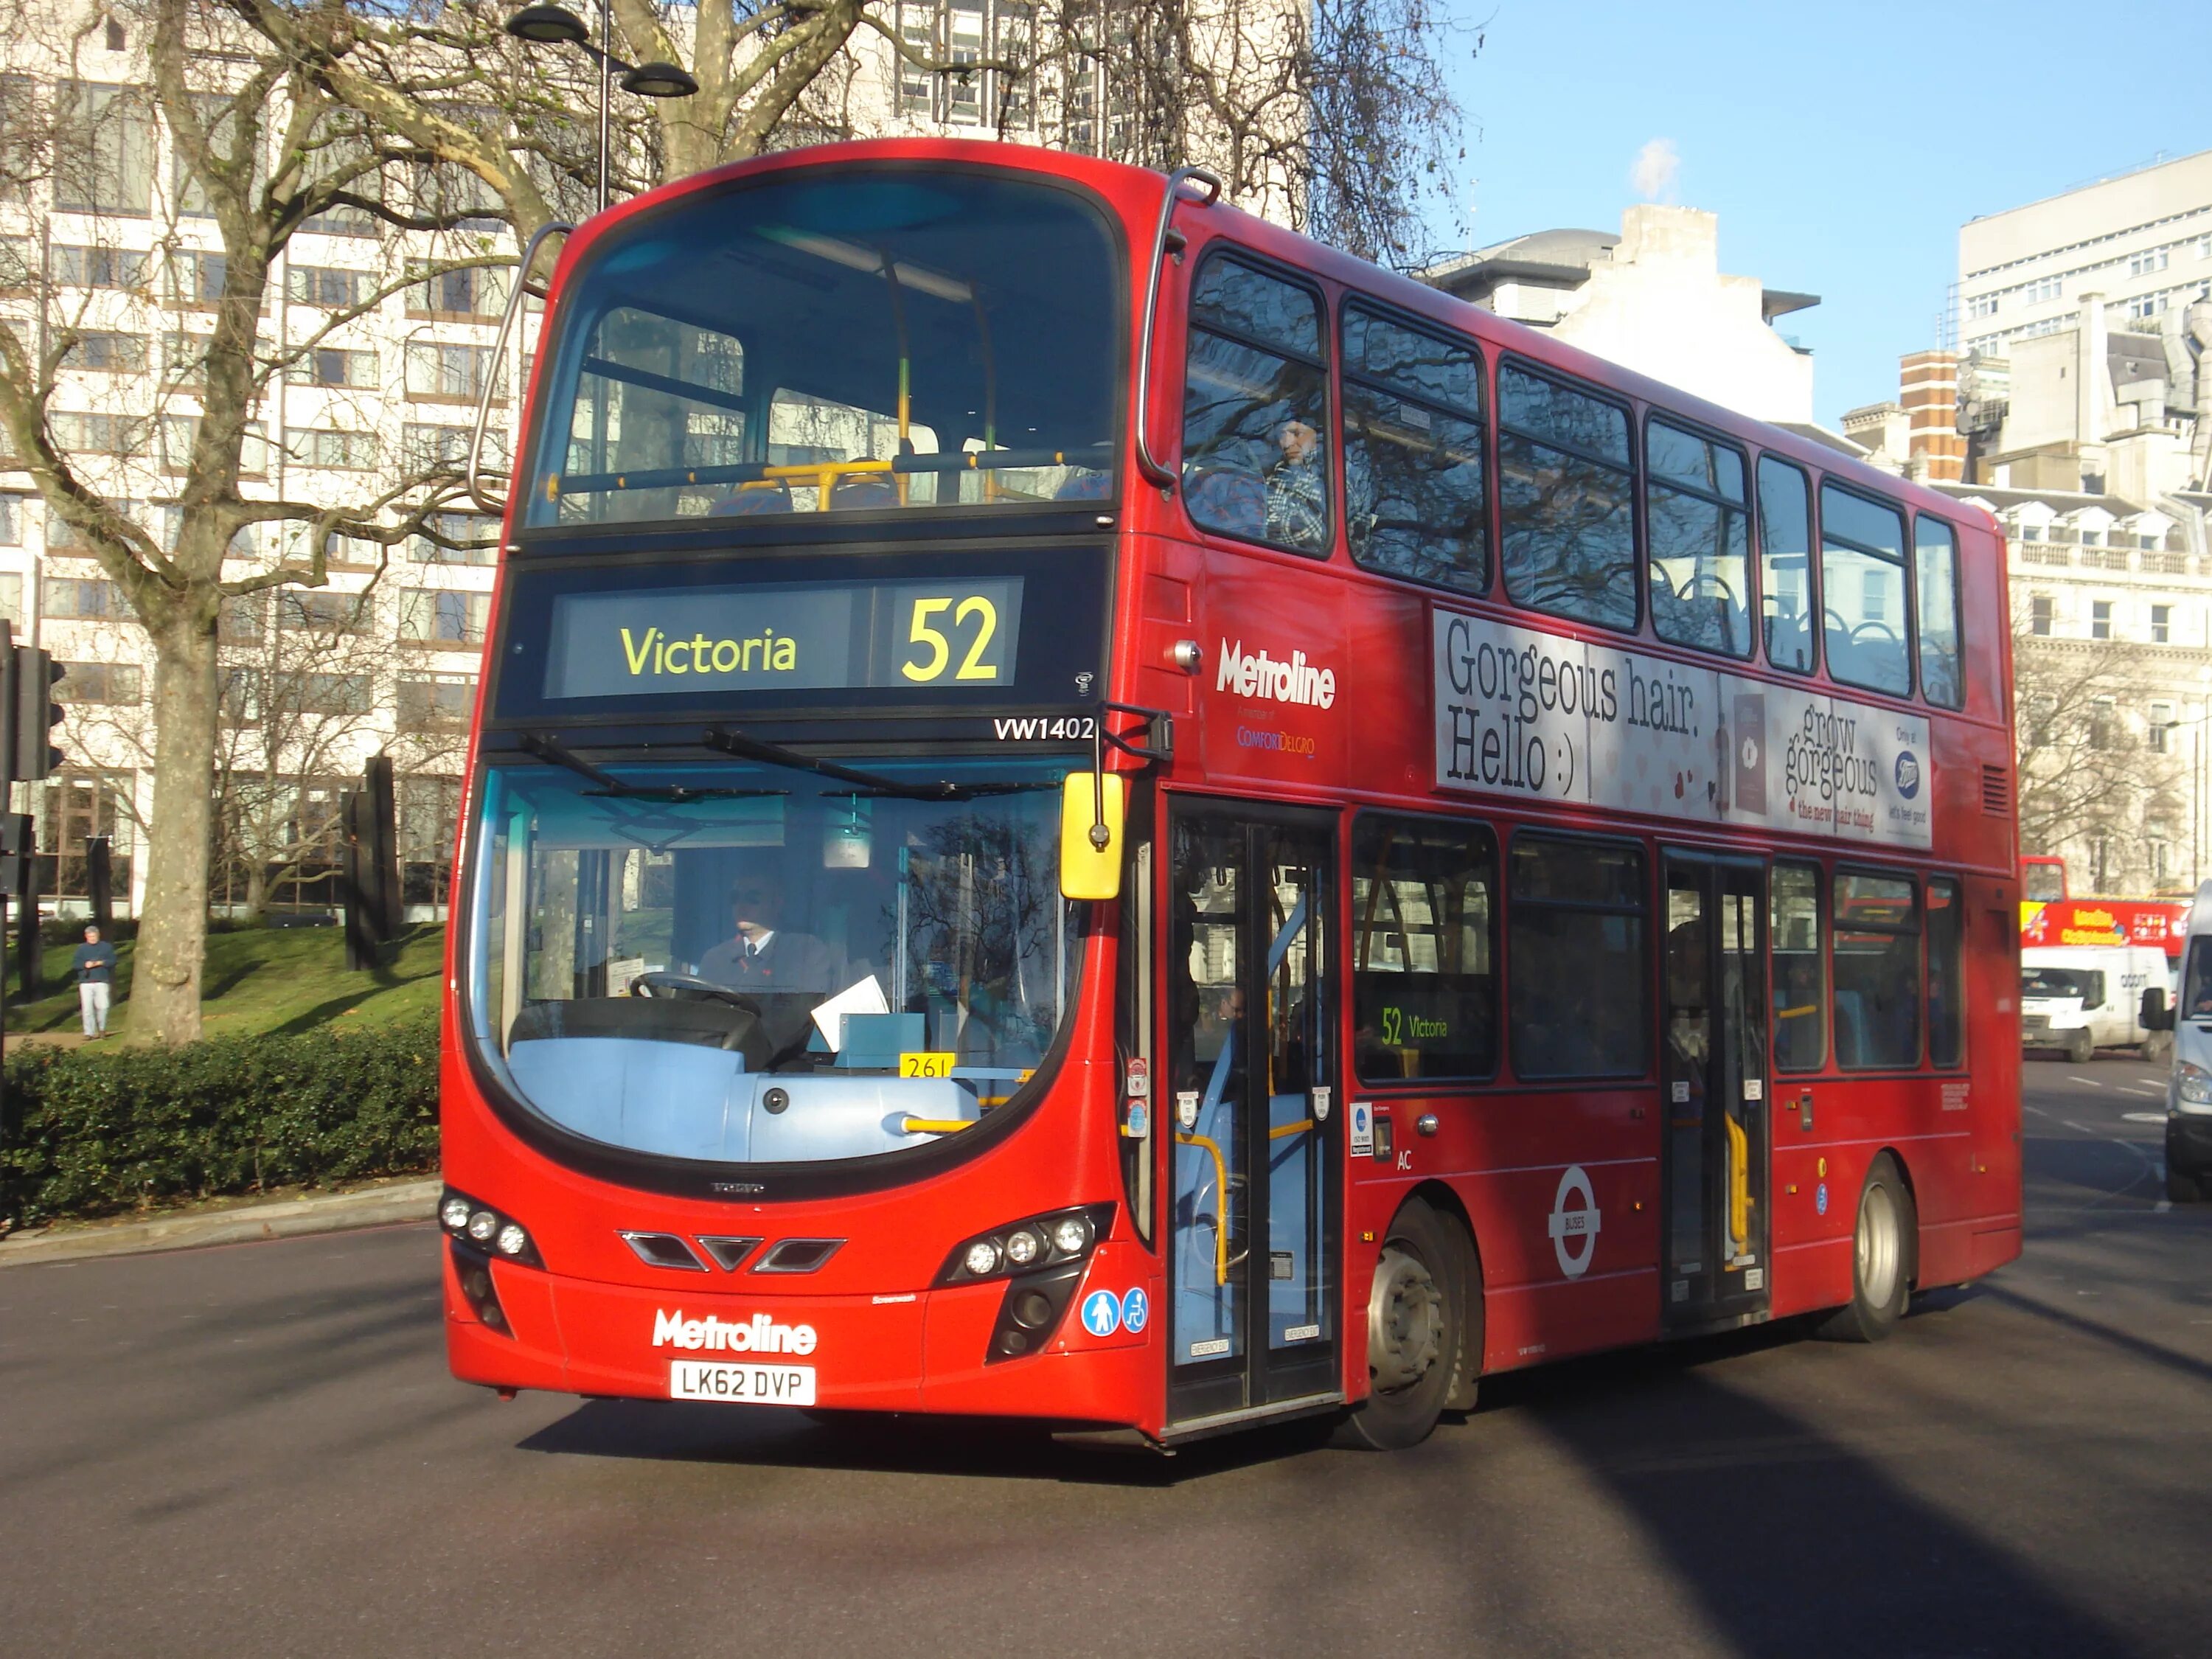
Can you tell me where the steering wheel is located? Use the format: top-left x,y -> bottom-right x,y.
631,972 -> 763,1018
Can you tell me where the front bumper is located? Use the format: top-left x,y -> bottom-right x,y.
445,1239 -> 1161,1425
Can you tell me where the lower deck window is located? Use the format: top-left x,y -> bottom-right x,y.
1351,815 -> 1498,1081
1509,835 -> 1646,1079
1832,871 -> 1920,1068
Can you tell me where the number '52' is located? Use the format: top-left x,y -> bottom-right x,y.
902,595 -> 1001,682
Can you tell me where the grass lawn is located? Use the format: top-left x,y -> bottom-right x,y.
4,922 -> 448,1041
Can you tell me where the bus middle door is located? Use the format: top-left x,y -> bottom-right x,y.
1661,852 -> 1773,1330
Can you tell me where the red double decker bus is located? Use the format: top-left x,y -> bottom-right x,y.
439,139 -> 2021,1450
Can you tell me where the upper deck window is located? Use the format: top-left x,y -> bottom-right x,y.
1340,305 -> 1487,594
522,170 -> 1120,531
1180,255 -> 1331,556
1497,364 -> 1637,632
1915,515 -> 1964,709
1820,484 -> 1911,696
1646,417 -> 1751,658
1757,457 -> 1815,673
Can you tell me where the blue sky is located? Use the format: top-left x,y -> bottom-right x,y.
1436,1 -> 2212,426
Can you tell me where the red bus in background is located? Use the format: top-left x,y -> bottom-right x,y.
437,139 -> 2022,1450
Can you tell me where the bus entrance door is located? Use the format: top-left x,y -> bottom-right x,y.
1660,852 -> 1773,1331
1163,804 -> 1343,1430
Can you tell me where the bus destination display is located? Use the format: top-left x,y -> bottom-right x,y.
542,577 -> 1024,700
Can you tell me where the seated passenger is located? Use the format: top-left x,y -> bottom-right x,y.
1265,417 -> 1328,550
698,877 -> 841,994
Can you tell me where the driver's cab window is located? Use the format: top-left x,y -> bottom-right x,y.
1181,254 -> 1332,555
1820,484 -> 1912,696
1646,416 -> 1751,656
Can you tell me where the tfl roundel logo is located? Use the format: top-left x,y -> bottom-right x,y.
1893,751 -> 1921,799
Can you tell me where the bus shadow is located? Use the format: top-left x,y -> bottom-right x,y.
515,1397 -> 1335,1488
1437,1307 -> 2150,1658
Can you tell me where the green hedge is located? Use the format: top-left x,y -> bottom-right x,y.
1,1015 -> 441,1226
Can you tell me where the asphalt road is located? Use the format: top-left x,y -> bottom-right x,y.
4,1059 -> 2208,1659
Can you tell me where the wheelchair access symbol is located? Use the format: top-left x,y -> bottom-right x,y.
1081,1289 -> 1123,1337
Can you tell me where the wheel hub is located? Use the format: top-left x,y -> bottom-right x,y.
1367,1245 -> 1443,1394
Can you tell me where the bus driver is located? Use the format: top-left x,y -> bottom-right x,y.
698,877 -> 841,993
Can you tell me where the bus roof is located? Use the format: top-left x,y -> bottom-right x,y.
585,137 -> 1997,540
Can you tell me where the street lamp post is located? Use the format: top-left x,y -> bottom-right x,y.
504,4 -> 699,215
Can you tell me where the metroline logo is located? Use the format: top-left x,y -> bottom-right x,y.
1216,638 -> 1336,709
651,1309 -> 819,1355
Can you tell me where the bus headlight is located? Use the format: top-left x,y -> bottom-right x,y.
2177,1062 -> 2212,1112
437,1186 -> 545,1268
939,1204 -> 1114,1285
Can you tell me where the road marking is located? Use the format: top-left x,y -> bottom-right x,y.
2067,1076 -> 2103,1086
2120,1085 -> 2166,1097
2123,1112 -> 2166,1124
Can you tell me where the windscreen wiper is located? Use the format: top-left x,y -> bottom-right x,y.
519,731 -> 784,802
703,726 -> 1048,801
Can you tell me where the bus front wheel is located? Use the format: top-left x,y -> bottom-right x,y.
1338,1200 -> 1459,1450
1819,1155 -> 1914,1343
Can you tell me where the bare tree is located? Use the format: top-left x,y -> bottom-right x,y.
0,0 -> 505,1043
236,0 -> 1472,262
2013,622 -> 2188,892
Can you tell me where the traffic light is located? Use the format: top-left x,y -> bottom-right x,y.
9,643 -> 64,782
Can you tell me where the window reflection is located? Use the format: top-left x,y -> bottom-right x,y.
1182,257 -> 1330,554
1342,306 -> 1486,594
1498,366 -> 1636,631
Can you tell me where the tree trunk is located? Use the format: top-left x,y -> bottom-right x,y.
133,616 -> 220,1045
243,857 -> 268,927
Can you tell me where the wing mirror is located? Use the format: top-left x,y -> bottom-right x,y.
2142,985 -> 2174,1032
1059,771 -> 1124,900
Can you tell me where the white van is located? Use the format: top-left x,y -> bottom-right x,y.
2020,944 -> 2171,1062
2156,880 -> 2212,1200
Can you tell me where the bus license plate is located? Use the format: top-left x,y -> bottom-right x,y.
669,1360 -> 816,1405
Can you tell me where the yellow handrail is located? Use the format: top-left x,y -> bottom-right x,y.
1725,1110 -> 1750,1256
900,1118 -> 977,1136
1268,1119 -> 1315,1141
1175,1131 -> 1231,1285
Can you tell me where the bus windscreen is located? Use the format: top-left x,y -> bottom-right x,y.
466,754 -> 1080,1167
523,170 -> 1121,529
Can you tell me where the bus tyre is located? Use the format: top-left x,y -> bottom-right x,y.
2067,1029 -> 2095,1065
1338,1200 -> 1457,1451
1818,1155 -> 1914,1343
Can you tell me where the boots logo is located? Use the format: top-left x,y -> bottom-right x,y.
652,1309 -> 818,1355
1217,638 -> 1336,709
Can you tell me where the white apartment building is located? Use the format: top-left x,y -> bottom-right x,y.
0,3 -> 1188,918
1958,148 -> 2212,365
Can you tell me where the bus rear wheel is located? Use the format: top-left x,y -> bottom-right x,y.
1819,1155 -> 1914,1343
1338,1200 -> 1458,1450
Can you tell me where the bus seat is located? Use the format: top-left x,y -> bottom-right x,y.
1054,469 -> 1113,501
830,473 -> 900,510
1184,467 -> 1265,536
709,481 -> 793,515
